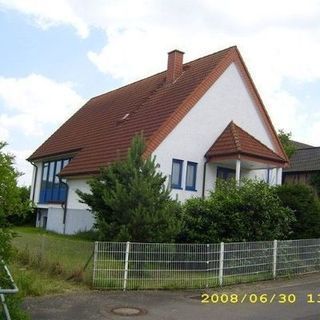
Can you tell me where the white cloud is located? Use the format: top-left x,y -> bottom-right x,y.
0,0 -> 319,146
0,74 -> 84,137
10,148 -> 34,186
0,0 -> 89,37
0,74 -> 84,185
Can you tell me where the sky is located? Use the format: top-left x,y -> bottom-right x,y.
0,0 -> 319,186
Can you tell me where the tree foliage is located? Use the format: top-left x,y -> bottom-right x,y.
0,142 -> 30,260
278,129 -> 296,158
77,135 -> 181,242
179,179 -> 295,243
7,186 -> 34,225
310,172 -> 320,197
276,184 -> 320,239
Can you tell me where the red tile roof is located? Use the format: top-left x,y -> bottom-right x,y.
28,46 -> 287,176
205,121 -> 287,165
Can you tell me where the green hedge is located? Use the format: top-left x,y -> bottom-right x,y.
178,179 -> 295,243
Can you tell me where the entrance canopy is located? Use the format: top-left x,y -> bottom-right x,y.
205,121 -> 287,168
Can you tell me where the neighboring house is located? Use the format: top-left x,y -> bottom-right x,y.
283,141 -> 320,189
28,46 -> 288,234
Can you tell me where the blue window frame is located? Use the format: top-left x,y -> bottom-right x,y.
39,158 -> 70,203
171,159 -> 183,189
186,161 -> 197,191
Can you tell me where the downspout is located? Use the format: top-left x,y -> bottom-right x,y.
30,161 -> 38,203
59,177 -> 69,235
202,160 -> 208,199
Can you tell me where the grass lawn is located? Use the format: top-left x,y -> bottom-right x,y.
8,226 -> 94,300
12,226 -> 95,284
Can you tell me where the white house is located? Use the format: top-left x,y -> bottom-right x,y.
28,46 -> 288,234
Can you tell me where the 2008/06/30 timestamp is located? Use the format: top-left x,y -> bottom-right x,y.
201,293 -> 320,304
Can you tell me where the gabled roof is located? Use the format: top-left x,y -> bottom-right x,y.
28,46 -> 287,177
284,146 -> 320,172
205,121 -> 287,165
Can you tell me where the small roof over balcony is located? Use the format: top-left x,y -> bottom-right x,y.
205,121 -> 287,169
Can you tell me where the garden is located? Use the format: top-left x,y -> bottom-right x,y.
1,135 -> 320,318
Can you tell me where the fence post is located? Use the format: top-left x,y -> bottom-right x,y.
92,241 -> 98,286
123,241 -> 130,291
273,240 -> 277,279
219,242 -> 224,286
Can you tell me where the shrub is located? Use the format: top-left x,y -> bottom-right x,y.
179,179 -> 295,243
276,184 -> 320,239
177,198 -> 219,243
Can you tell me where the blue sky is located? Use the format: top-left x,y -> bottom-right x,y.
0,0 -> 319,185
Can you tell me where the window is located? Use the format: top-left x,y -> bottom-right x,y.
186,162 -> 197,191
217,166 -> 235,180
171,159 -> 183,189
39,158 -> 70,203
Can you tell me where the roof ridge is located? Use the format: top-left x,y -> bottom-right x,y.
183,46 -> 237,66
230,121 -> 242,151
296,146 -> 320,150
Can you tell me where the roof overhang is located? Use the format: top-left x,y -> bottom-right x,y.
207,153 -> 287,169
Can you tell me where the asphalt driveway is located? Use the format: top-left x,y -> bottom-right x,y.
23,273 -> 320,320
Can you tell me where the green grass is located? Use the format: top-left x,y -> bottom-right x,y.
8,261 -> 88,297
2,226 -> 92,312
12,226 -> 98,241
12,227 -> 95,284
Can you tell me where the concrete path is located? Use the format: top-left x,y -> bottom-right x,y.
23,273 -> 320,320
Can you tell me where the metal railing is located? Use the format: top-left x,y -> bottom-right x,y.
0,261 -> 18,320
92,239 -> 320,290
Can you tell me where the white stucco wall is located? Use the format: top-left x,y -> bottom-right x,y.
153,62 -> 278,202
64,209 -> 95,234
46,207 -> 64,233
67,178 -> 91,210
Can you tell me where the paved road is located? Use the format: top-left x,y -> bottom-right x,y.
23,273 -> 320,320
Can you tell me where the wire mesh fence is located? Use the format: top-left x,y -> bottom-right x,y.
93,239 -> 320,290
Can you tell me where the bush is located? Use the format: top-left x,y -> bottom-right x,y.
179,179 -> 295,243
276,184 -> 320,239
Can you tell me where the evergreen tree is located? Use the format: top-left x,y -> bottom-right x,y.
77,135 -> 181,242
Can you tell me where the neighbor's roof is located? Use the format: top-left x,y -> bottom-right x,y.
291,140 -> 314,149
205,121 -> 287,165
284,146 -> 320,172
28,46 -> 287,177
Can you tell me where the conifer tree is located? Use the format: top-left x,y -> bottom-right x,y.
77,135 -> 181,242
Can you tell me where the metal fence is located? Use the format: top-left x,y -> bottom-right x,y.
0,260 -> 18,320
92,239 -> 320,290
